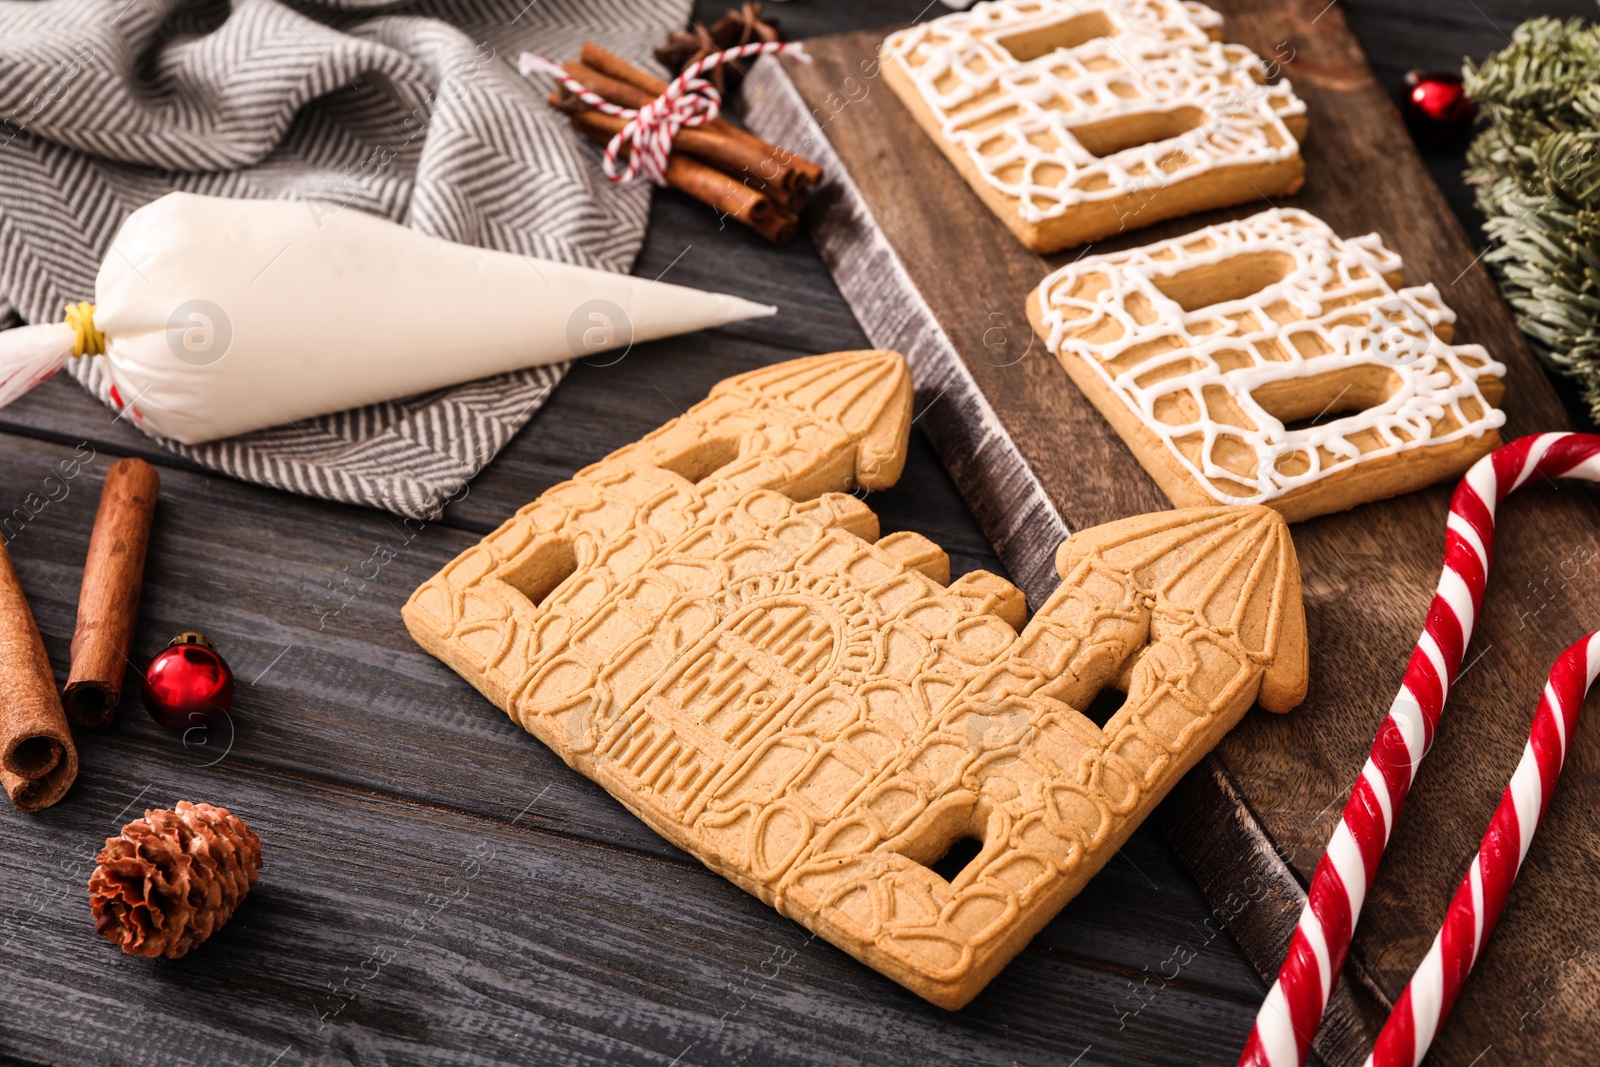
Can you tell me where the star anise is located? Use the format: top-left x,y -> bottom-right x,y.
655,3 -> 783,100
710,3 -> 782,48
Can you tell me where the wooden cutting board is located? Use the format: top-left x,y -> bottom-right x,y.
744,5 -> 1600,1065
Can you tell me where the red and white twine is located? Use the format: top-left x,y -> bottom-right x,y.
518,42 -> 807,185
1241,432 -> 1600,1067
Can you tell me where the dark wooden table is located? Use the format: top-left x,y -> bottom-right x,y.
0,2 -> 1589,1065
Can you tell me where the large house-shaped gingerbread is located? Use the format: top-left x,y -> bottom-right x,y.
404,350 -> 1307,1008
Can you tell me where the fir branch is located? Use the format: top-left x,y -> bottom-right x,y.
1464,6 -> 1600,419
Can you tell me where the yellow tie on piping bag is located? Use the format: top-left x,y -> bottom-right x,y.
0,193 -> 775,444
63,302 -> 105,358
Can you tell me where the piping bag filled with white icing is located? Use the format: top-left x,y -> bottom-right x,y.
0,192 -> 775,444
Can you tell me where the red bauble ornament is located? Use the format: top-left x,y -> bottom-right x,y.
1400,70 -> 1475,142
142,633 -> 235,732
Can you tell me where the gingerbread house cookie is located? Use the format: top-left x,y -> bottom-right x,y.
882,0 -> 1307,252
1027,208 -> 1508,521
404,350 -> 1308,1008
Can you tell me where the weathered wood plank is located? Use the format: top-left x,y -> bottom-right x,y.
0,737 -> 1261,1066
634,192 -> 875,358
0,432 -> 684,861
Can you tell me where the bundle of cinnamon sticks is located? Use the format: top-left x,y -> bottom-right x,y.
549,43 -> 823,244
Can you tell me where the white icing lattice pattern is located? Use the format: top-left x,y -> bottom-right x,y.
1035,208 -> 1508,505
883,0 -> 1305,223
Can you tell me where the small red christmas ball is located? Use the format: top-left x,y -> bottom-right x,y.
1400,70 -> 1475,142
142,633 -> 235,732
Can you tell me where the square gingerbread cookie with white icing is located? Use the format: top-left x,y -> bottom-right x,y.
1026,208 -> 1508,521
882,0 -> 1307,252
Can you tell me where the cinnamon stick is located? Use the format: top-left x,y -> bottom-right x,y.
575,44 -> 825,195
576,45 -> 772,151
0,539 -> 77,812
771,141 -> 824,196
567,109 -> 798,244
63,458 -> 159,730
551,86 -> 801,207
561,60 -> 658,112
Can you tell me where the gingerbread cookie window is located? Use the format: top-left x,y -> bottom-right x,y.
882,0 -> 1307,252
1028,208 -> 1508,521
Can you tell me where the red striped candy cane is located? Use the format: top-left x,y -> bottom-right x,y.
1364,630 -> 1600,1066
1240,432 -> 1600,1066
518,42 -> 807,185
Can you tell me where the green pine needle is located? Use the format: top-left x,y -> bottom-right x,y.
1464,5 -> 1600,420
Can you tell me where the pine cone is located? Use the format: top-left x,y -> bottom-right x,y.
89,801 -> 262,959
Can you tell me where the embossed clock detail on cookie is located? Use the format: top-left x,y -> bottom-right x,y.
404,350 -> 1309,1009
1028,208 -> 1508,522
882,0 -> 1307,251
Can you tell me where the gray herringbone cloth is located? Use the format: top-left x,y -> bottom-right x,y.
0,0 -> 688,517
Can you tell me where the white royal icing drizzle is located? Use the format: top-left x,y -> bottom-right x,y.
882,0 -> 1305,223
1034,207 -> 1508,506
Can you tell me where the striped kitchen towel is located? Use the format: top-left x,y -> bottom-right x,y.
0,0 -> 689,517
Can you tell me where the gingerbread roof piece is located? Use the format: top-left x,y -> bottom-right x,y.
404,349 -> 1307,1008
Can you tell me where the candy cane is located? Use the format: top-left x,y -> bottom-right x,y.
1241,432 -> 1600,1067
519,42 -> 807,186
1365,630 -> 1600,1066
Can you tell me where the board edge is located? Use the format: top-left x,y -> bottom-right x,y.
745,52 -> 1068,607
